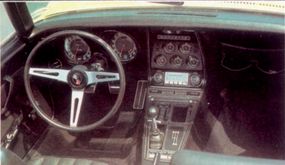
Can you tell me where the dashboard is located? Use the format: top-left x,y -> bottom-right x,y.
38,28 -> 206,91
1,4 -> 285,164
27,27 -> 284,94
26,27 -> 206,128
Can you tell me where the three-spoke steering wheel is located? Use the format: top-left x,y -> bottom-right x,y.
24,30 -> 126,132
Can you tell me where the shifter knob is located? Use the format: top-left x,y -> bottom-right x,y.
148,106 -> 159,119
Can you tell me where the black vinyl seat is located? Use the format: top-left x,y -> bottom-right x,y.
171,150 -> 285,165
27,156 -> 108,165
1,148 -> 108,165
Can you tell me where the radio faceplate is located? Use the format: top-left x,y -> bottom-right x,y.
165,72 -> 189,85
152,71 -> 204,88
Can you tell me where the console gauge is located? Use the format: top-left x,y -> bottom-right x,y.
164,42 -> 176,54
111,32 -> 137,62
155,55 -> 167,66
179,43 -> 193,54
64,35 -> 91,64
170,55 -> 183,67
188,55 -> 200,68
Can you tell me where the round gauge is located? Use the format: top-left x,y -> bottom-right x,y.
188,55 -> 200,68
64,35 -> 91,64
179,43 -> 193,54
155,55 -> 167,66
170,55 -> 183,67
111,32 -> 137,62
164,42 -> 176,54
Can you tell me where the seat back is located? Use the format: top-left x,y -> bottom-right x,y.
171,150 -> 285,165
1,148 -> 25,165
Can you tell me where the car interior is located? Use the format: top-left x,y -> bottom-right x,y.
1,2 -> 285,165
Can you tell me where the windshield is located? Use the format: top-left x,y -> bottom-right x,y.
27,1 -> 285,23
27,2 -> 48,20
2,1 -> 282,42
0,2 -> 49,42
0,2 -> 15,42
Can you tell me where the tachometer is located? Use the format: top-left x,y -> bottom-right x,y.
111,32 -> 137,62
64,35 -> 91,64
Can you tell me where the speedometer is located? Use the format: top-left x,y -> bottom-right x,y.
111,32 -> 137,62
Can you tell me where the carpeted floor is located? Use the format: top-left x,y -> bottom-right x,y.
26,111 -> 142,165
190,84 -> 285,160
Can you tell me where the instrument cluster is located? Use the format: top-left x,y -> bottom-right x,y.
152,41 -> 202,70
151,32 -> 203,71
61,30 -> 138,66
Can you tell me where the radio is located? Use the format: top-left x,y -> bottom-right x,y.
152,71 -> 204,88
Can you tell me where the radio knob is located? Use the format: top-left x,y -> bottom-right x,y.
153,71 -> 164,84
190,73 -> 201,87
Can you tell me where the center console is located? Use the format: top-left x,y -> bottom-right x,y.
142,29 -> 205,164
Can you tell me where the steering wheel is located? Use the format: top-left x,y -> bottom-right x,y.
24,30 -> 126,132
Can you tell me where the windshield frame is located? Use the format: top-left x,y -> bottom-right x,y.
26,1 -> 285,23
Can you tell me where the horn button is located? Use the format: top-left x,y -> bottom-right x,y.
68,68 -> 88,89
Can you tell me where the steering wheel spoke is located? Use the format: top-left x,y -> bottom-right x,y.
86,71 -> 120,85
29,68 -> 69,83
70,89 -> 85,127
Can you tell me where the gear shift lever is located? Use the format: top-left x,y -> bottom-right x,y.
148,106 -> 160,131
147,106 -> 163,165
148,106 -> 158,118
148,106 -> 163,150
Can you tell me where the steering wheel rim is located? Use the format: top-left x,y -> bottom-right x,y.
24,30 -> 126,132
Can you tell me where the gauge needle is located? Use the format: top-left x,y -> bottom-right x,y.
120,44 -> 125,57
74,47 -> 79,59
